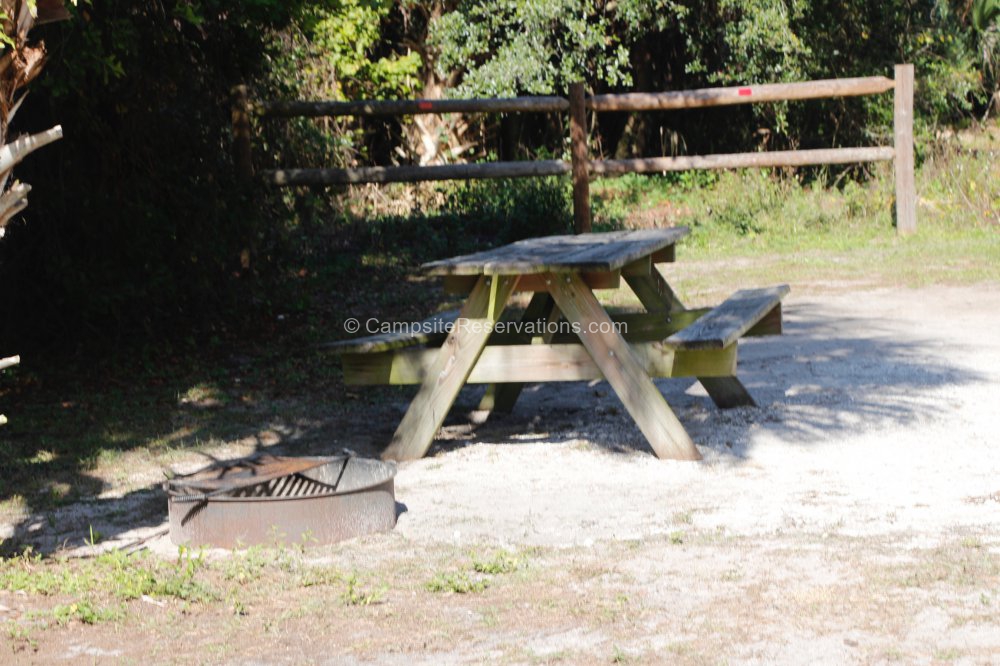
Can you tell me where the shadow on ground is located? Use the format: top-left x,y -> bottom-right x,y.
427,300 -> 987,460
1,299 -> 988,554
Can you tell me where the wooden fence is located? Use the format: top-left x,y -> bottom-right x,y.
234,65 -> 916,234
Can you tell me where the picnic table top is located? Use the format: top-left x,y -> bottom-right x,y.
421,227 -> 690,276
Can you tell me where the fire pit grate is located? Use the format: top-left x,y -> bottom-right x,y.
164,453 -> 397,548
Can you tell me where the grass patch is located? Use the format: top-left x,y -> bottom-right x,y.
425,570 -> 490,594
471,549 -> 525,575
591,128 -> 1000,303
0,546 -> 216,603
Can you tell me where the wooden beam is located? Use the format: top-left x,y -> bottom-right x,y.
893,64 -> 917,234
443,271 -> 620,294
622,256 -> 652,277
569,82 -> 592,233
624,269 -> 685,313
698,377 -> 757,409
546,272 -> 701,460
343,341 -> 737,386
591,147 -> 894,176
260,96 -> 569,118
381,275 -> 519,461
265,160 -> 570,186
651,245 -> 675,263
587,76 -> 895,112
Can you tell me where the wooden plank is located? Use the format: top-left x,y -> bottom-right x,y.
624,269 -> 685,312
265,160 -> 569,186
621,256 -> 651,276
422,227 -> 689,276
381,275 -> 519,461
651,245 -> 675,263
664,285 -> 790,351
569,82 -> 592,234
587,76 -> 895,112
545,271 -> 700,461
261,96 -> 569,118
444,271 -> 621,293
342,341 -> 737,385
591,147 -> 894,176
894,64 -> 917,234
698,377 -> 756,409
748,304 -> 782,337
323,310 -> 459,353
516,271 -> 620,291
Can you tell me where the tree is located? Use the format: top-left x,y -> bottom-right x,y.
0,0 -> 69,235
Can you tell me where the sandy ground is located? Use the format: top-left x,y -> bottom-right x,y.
394,283 -> 1000,548
3,284 -> 1000,664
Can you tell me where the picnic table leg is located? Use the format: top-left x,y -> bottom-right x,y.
547,272 -> 701,461
382,275 -> 519,461
478,292 -> 558,414
625,270 -> 755,409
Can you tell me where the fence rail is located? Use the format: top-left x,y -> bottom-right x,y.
238,66 -> 916,234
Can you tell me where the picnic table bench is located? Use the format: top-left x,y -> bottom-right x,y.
330,227 -> 788,461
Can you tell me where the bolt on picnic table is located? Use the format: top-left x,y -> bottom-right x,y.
329,228 -> 789,461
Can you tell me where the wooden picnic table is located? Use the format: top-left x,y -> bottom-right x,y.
332,228 -> 788,462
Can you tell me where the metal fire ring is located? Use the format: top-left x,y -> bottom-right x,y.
164,453 -> 397,548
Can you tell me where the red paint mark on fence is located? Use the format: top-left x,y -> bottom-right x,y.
738,88 -> 752,96
417,101 -> 434,111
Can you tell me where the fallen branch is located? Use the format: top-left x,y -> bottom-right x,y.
0,182 -> 29,227
0,124 -> 63,175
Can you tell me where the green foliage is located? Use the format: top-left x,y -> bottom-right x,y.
440,176 -> 572,241
431,0 -> 631,96
471,549 -> 523,575
0,546 -> 215,603
972,0 -> 1000,32
425,570 -> 489,594
0,0 -> 995,361
303,0 -> 421,100
51,599 -> 122,625
340,572 -> 387,606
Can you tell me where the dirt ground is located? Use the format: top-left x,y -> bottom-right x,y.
3,283 -> 1000,664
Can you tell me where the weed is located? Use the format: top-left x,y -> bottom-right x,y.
340,572 -> 387,606
669,531 -> 685,545
1,545 -> 215,603
672,511 -> 694,525
471,549 -> 523,575
231,597 -> 249,616
299,566 -> 343,588
222,545 -> 269,584
425,571 -> 489,594
51,599 -> 122,625
934,647 -> 962,661
611,645 -> 632,663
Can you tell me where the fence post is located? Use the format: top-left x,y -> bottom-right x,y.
569,82 -> 592,234
893,64 -> 916,234
231,84 -> 253,185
